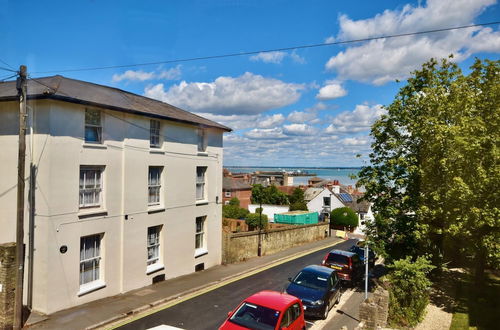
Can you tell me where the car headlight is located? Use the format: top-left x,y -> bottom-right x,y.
311,299 -> 324,306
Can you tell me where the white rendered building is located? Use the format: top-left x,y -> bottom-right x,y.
0,76 -> 231,314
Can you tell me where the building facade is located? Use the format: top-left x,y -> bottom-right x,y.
0,76 -> 230,314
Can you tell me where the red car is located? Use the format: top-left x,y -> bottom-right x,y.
219,290 -> 306,330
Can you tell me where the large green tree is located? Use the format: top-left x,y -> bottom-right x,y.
358,57 -> 499,281
251,184 -> 289,205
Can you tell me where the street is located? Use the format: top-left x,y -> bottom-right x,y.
117,239 -> 358,330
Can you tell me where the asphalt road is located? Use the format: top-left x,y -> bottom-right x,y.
118,239 -> 357,330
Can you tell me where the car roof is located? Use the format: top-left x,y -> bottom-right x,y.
245,290 -> 298,310
328,249 -> 356,257
301,264 -> 335,276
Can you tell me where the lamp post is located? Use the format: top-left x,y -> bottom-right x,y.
257,181 -> 268,257
364,241 -> 369,299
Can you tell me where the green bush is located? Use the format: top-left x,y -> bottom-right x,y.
228,197 -> 240,206
223,204 -> 249,219
387,256 -> 435,327
289,202 -> 308,211
245,213 -> 268,230
330,207 -> 358,227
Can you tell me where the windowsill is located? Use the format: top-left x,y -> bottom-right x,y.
83,143 -> 107,149
78,280 -> 106,296
146,263 -> 165,275
147,206 -> 165,214
149,148 -> 165,154
196,200 -> 209,206
195,248 -> 208,258
197,151 -> 208,156
78,209 -> 108,219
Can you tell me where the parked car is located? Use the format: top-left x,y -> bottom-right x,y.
348,241 -> 377,268
321,249 -> 363,286
284,265 -> 342,320
219,290 -> 305,330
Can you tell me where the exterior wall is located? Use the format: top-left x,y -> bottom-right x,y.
0,99 -> 224,314
306,189 -> 333,214
222,189 -> 252,209
222,223 -> 329,264
248,204 -> 289,221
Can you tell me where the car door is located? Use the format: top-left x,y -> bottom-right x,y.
278,303 -> 304,330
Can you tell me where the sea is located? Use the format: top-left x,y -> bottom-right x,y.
224,166 -> 361,187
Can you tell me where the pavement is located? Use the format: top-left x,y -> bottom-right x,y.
26,235 -> 347,330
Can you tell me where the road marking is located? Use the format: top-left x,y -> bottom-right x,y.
108,240 -> 347,329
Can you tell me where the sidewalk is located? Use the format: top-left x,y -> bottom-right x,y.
27,235 -> 345,330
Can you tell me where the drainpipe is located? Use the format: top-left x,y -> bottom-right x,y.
27,103 -> 35,310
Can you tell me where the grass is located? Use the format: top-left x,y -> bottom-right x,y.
431,269 -> 499,330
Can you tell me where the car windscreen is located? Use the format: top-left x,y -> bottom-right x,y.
229,302 -> 280,330
326,253 -> 349,265
292,271 -> 328,290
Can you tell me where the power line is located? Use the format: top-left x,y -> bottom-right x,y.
31,21 -> 500,75
0,57 -> 15,70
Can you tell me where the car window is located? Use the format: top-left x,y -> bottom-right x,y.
229,302 -> 279,330
280,307 -> 292,328
291,303 -> 301,321
327,253 -> 349,265
292,271 -> 328,290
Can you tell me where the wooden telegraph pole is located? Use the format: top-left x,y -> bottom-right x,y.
14,65 -> 27,330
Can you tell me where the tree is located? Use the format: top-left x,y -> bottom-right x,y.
330,207 -> 358,228
228,197 -> 240,206
245,213 -> 268,231
251,184 -> 289,205
289,202 -> 308,211
222,198 -> 249,219
289,187 -> 305,204
357,57 -> 500,280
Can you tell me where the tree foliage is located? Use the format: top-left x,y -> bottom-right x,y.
330,207 -> 358,227
251,184 -> 289,205
358,57 -> 500,278
387,256 -> 435,327
289,187 -> 305,204
245,212 -> 268,230
222,197 -> 249,219
289,202 -> 308,211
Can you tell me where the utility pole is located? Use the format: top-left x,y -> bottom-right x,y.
364,242 -> 369,300
14,65 -> 27,330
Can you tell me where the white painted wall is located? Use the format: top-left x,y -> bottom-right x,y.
0,99 -> 225,314
248,204 -> 289,221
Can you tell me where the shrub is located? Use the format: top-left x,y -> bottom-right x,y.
245,213 -> 268,230
387,256 -> 435,327
223,205 -> 249,219
330,207 -> 358,227
228,197 -> 240,206
289,202 -> 308,211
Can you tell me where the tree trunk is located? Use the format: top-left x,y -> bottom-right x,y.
474,248 -> 486,286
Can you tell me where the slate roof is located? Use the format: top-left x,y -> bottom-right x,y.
223,177 -> 252,191
0,75 -> 231,131
303,187 -> 324,202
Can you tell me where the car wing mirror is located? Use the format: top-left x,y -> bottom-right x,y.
287,277 -> 292,282
227,310 -> 233,318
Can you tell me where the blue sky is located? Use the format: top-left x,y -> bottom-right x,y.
1,0 -> 499,166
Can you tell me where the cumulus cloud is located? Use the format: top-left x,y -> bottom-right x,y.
250,51 -> 287,64
340,136 -> 370,146
144,72 -> 304,115
244,127 -> 288,139
326,0 -> 500,85
258,114 -> 286,128
327,104 -> 386,134
283,123 -> 316,136
112,65 -> 182,82
316,80 -> 347,100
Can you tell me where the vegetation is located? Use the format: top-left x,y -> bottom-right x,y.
289,202 -> 308,211
222,197 -> 249,219
357,57 -> 500,281
330,207 -> 358,228
251,184 -> 289,205
245,212 -> 268,230
387,256 -> 435,327
288,187 -> 308,211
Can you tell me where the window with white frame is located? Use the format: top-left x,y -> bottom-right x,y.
80,234 -> 102,286
150,119 -> 160,148
196,167 -> 207,201
79,166 -> 104,208
224,191 -> 231,197
195,216 -> 206,252
85,109 -> 102,143
148,166 -> 163,206
147,226 -> 162,267
197,128 -> 207,152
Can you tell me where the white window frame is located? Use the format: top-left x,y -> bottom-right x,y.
148,166 -> 163,207
197,128 -> 207,152
224,191 -> 231,198
147,226 -> 164,273
79,166 -> 104,209
84,109 -> 102,144
195,216 -> 207,256
150,119 -> 161,148
79,234 -> 105,295
196,167 -> 207,201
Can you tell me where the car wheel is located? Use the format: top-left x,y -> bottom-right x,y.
335,292 -> 341,305
322,303 -> 330,320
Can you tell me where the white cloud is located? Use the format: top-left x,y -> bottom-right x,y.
250,51 -> 287,64
283,123 -> 316,136
325,36 -> 335,43
316,80 -> 347,100
144,72 -> 305,115
327,104 -> 386,134
287,110 -> 317,123
340,136 -> 370,146
326,0 -> 500,85
290,50 -> 306,64
258,114 -> 286,128
244,127 -> 287,139
112,66 -> 182,82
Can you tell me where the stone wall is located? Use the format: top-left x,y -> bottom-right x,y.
0,243 -> 16,330
359,287 -> 389,329
222,223 -> 329,264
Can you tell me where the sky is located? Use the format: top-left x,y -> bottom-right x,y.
1,0 -> 499,167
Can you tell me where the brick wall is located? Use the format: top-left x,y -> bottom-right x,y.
222,223 -> 329,264
0,243 -> 16,330
358,287 -> 389,329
